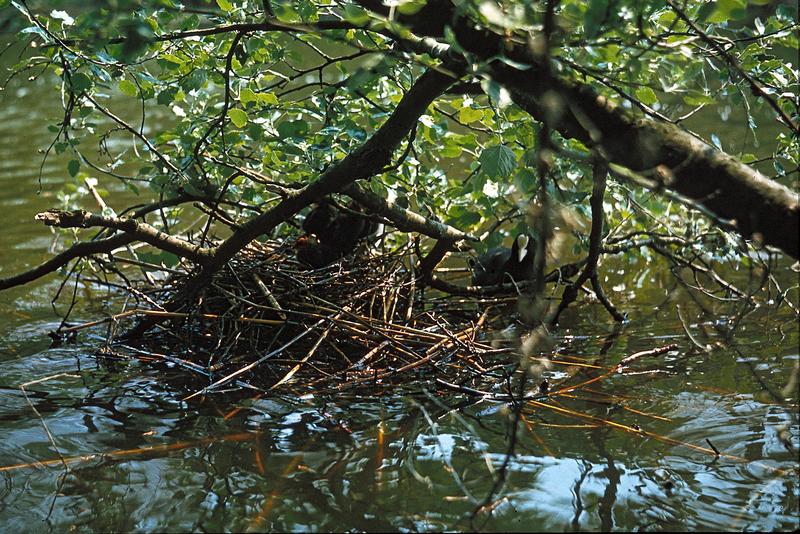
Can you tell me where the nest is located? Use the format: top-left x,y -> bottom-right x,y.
98,240 -> 521,398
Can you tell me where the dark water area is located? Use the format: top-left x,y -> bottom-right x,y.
0,31 -> 798,533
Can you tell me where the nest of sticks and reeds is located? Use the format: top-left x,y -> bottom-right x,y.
93,239 -> 522,399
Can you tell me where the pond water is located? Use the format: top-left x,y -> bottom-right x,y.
0,29 -> 798,533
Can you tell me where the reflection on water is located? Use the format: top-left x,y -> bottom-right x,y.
1,300 -> 796,531
0,33 -> 798,534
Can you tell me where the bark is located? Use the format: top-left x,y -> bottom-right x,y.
34,210 -> 213,264
342,183 -> 477,244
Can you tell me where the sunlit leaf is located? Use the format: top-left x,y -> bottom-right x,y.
458,107 -> 483,124
118,79 -> 138,97
635,87 -> 658,106
228,108 -> 248,128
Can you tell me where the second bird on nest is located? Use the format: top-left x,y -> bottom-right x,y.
469,234 -> 535,286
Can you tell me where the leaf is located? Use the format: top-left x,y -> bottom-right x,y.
67,159 -> 80,177
479,145 -> 517,178
706,0 -> 747,23
228,108 -> 248,128
441,142 -> 462,159
258,92 -> 279,105
480,79 -> 512,109
397,0 -> 427,15
458,107 -> 483,124
69,72 -> 93,93
181,69 -> 207,92
447,205 -> 481,226
635,87 -> 658,106
157,87 -> 178,106
118,79 -> 138,97
683,92 -> 714,106
240,87 -> 257,104
216,0 -> 233,12
584,0 -> 609,39
343,4 -> 370,25
160,53 -> 184,65
277,119 -> 309,138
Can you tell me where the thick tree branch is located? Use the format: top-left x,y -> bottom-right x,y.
34,210 -> 213,265
359,1 -> 800,258
342,183 -> 477,244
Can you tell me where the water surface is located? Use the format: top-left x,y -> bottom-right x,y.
0,29 -> 798,533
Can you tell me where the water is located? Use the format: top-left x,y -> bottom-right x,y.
0,31 -> 798,533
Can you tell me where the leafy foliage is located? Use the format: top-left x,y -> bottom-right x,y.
1,0 -> 797,262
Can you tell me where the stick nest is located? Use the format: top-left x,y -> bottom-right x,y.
105,241 -> 517,398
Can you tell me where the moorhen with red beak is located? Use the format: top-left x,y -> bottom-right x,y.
296,199 -> 376,268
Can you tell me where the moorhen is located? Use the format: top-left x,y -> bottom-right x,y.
296,199 -> 376,267
469,233 -> 535,286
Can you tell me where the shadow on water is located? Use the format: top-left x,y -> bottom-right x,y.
0,31 -> 797,534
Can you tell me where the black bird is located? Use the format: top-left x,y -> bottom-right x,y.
469,234 -> 535,286
295,235 -> 342,268
296,199 -> 376,267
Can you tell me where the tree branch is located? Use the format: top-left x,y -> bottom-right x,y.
34,210 -> 213,265
359,0 -> 800,258
342,183 -> 477,244
0,233 -> 135,291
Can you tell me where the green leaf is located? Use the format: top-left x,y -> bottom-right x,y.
343,4 -> 370,25
584,0 -> 609,39
683,92 -> 714,106
277,119 -> 309,138
228,108 -> 248,128
258,92 -> 279,105
441,142 -> 462,159
118,79 -> 138,97
157,87 -> 178,106
479,145 -> 516,178
69,72 -> 93,93
160,53 -> 184,65
181,69 -> 207,92
216,0 -> 233,12
447,205 -> 481,226
240,87 -> 257,104
706,0 -> 747,23
635,87 -> 658,106
480,79 -> 512,108
458,107 -> 483,124
67,159 -> 80,177
397,0 -> 427,15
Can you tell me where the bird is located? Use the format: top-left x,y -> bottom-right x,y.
296,199 -> 376,268
295,235 -> 342,268
469,233 -> 535,286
